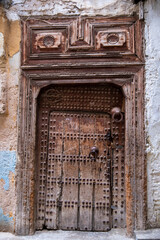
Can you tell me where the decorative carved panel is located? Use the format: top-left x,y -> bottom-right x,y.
69,17 -> 92,50
96,31 -> 127,48
36,33 -> 62,49
32,28 -> 66,54
22,16 -> 143,64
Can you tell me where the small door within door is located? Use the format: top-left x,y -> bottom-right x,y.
36,84 -> 125,231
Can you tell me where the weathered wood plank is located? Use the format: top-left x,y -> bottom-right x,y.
79,114 -> 95,231
61,114 -> 79,230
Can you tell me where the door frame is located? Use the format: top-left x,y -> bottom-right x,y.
16,16 -> 146,236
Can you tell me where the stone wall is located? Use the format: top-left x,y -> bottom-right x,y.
0,0 -> 160,234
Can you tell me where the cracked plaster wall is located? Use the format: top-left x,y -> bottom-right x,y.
0,6 -> 20,232
0,0 -> 160,233
8,0 -> 138,18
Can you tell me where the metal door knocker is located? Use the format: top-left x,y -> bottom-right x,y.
89,146 -> 99,160
111,107 -> 123,122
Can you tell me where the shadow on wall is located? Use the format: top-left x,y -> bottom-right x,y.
133,0 -> 145,4
0,0 -> 12,9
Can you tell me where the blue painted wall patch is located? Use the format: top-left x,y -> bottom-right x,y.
0,151 -> 16,190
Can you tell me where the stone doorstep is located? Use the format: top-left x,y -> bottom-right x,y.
134,229 -> 160,240
1,229 -> 160,240
0,229 -> 134,240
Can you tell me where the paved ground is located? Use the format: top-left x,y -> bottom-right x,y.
135,229 -> 160,240
0,229 -> 134,240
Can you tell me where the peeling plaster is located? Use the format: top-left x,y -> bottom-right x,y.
0,208 -> 14,226
0,151 -> 16,190
0,70 -> 6,114
0,70 -> 19,150
8,0 -> 138,17
6,11 -> 20,22
7,21 -> 21,57
0,32 -> 5,57
9,52 -> 20,86
0,11 -> 20,116
12,0 -> 26,4
0,154 -> 16,232
0,11 -> 20,145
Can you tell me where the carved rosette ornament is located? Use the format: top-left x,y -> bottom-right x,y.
42,88 -> 63,103
36,33 -> 62,49
96,31 -> 126,49
43,35 -> 55,48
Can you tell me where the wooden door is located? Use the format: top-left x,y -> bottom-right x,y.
36,84 -> 125,231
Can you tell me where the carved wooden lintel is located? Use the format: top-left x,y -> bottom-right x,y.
22,16 -> 143,64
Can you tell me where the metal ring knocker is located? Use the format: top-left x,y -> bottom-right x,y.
111,107 -> 123,122
89,146 -> 99,160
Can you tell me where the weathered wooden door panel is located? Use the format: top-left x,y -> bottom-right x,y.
36,84 -> 125,231
94,116 -> 111,231
79,114 -> 95,231
45,112 -> 63,229
79,114 -> 111,231
36,109 -> 49,229
61,114 -> 79,230
111,120 -> 125,228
